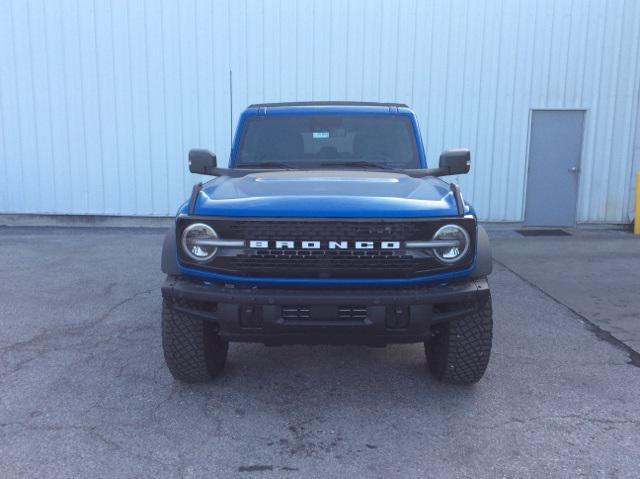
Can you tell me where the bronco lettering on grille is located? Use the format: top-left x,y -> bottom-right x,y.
248,240 -> 401,250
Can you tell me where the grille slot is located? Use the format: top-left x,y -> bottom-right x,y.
281,305 -> 368,322
338,306 -> 368,321
281,306 -> 311,320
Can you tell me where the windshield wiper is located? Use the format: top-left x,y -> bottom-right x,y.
235,160 -> 396,171
319,161 -> 394,170
235,161 -> 293,169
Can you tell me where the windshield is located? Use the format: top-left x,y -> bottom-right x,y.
235,114 -> 420,169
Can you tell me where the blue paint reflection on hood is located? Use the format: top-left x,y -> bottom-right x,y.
187,170 -> 466,218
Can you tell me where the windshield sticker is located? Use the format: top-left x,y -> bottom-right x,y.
312,131 -> 330,139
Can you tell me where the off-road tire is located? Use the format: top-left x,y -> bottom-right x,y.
425,294 -> 492,385
162,299 -> 228,383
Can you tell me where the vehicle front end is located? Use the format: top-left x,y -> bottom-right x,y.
160,102 -> 493,385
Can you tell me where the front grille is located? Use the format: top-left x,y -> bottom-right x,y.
231,248 -> 433,278
177,217 -> 475,278
222,220 -> 423,241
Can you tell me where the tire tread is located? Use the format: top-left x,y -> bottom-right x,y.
426,295 -> 493,385
161,299 -> 227,383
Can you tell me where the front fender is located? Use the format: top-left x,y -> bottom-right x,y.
470,225 -> 492,279
161,225 -> 180,276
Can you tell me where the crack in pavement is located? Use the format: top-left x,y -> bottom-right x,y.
492,351 -> 628,367
493,259 -> 640,368
0,420 -> 181,471
473,413 -> 640,431
0,288 -> 154,379
0,288 -> 154,354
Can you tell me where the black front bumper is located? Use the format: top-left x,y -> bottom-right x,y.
161,276 -> 490,345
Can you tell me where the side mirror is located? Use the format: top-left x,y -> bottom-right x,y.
189,149 -> 217,174
439,149 -> 470,175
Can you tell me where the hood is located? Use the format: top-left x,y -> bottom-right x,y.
192,170 -> 462,218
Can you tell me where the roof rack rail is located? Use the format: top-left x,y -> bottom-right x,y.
248,101 -> 409,108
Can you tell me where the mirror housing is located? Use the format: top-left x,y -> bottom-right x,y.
438,149 -> 470,175
189,149 -> 217,174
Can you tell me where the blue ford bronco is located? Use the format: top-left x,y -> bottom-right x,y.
161,102 -> 492,385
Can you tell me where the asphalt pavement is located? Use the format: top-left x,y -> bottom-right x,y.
1,226 -> 639,478
492,227 -> 640,354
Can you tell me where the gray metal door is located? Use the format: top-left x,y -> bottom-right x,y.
524,110 -> 584,226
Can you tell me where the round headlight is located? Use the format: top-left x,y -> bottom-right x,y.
432,224 -> 470,264
181,223 -> 219,262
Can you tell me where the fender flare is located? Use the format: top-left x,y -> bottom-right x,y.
470,224 -> 493,279
161,225 -> 180,276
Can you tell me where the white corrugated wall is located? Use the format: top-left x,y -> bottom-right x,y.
0,0 -> 639,222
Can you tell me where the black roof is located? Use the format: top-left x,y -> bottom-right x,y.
248,101 -> 409,108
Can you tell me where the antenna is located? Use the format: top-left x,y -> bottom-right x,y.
229,70 -> 233,147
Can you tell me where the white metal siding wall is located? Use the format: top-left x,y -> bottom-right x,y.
1,0 -> 639,222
